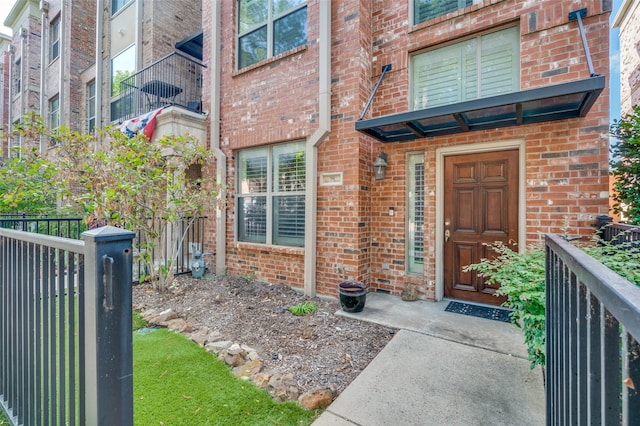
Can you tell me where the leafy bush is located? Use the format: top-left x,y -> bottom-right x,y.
464,242 -> 546,368
465,236 -> 640,369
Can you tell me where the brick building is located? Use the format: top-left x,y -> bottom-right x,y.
614,0 -> 640,116
203,0 -> 610,303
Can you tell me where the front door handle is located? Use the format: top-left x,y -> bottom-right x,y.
444,229 -> 450,243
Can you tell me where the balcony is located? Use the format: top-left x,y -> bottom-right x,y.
112,51 -> 206,124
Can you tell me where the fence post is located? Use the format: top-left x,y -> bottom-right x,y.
594,214 -> 613,242
82,226 -> 135,426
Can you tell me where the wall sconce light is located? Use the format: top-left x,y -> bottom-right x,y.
373,152 -> 388,181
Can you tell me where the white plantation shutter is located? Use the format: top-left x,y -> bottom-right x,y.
412,26 -> 519,110
480,26 -> 519,97
237,141 -> 305,247
407,154 -> 425,274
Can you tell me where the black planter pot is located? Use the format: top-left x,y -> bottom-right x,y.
338,281 -> 367,313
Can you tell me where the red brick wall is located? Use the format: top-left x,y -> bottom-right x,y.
366,0 -> 610,297
204,0 -> 611,300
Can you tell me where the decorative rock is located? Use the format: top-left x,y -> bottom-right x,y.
401,283 -> 418,302
205,340 -> 233,354
268,373 -> 299,401
298,388 -> 335,410
224,347 -> 247,367
190,328 -> 210,346
167,318 -> 193,333
254,372 -> 272,389
146,308 -> 178,326
233,359 -> 263,379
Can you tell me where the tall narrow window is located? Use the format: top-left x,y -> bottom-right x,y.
411,26 -> 519,110
49,96 -> 60,144
237,141 -> 306,246
87,81 -> 96,133
15,59 -> 21,93
50,17 -> 60,61
407,153 -> 425,274
237,0 -> 307,69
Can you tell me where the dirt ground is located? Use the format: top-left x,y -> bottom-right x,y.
132,273 -> 396,396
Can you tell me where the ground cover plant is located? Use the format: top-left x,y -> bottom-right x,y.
133,328 -> 320,425
465,234 -> 640,368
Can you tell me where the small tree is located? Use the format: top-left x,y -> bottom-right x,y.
0,116 -> 68,214
610,105 -> 640,224
54,126 -> 219,291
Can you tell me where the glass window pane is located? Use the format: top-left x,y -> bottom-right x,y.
480,26 -> 519,97
112,0 -> 131,15
238,196 -> 267,243
273,0 -> 305,16
273,195 -> 304,246
239,26 -> 267,69
273,141 -> 305,192
239,0 -> 268,33
407,154 -> 424,274
273,7 -> 307,56
50,19 -> 60,60
414,0 -> 473,25
239,148 -> 268,194
412,26 -> 518,110
111,46 -> 135,96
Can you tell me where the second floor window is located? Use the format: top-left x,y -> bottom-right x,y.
414,0 -> 473,25
87,81 -> 96,133
411,25 -> 519,110
237,0 -> 307,70
50,17 -> 60,61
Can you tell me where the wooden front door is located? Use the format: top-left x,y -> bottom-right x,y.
443,149 -> 519,305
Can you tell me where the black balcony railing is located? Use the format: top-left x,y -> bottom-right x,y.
113,51 -> 206,123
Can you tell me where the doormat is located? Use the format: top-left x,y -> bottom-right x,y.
444,301 -> 511,323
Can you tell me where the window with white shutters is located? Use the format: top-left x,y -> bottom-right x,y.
237,141 -> 305,247
411,26 -> 519,110
407,154 -> 424,274
413,0 -> 473,25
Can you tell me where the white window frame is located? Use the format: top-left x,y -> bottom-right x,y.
236,0 -> 307,70
87,80 -> 96,133
411,25 -> 520,110
406,153 -> 425,274
236,141 -> 306,247
112,0 -> 133,16
50,16 -> 60,61
49,96 -> 60,131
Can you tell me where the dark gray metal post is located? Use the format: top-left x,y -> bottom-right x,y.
82,226 -> 135,426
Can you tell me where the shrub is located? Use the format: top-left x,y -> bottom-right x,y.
465,235 -> 640,369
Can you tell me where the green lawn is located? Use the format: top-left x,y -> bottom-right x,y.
0,313 -> 318,426
133,328 -> 320,425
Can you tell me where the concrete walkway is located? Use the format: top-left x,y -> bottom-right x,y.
312,293 -> 545,426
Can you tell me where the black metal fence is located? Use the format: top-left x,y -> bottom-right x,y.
545,233 -> 640,425
0,226 -> 134,425
0,215 -> 207,281
0,214 -> 87,240
114,51 -> 206,123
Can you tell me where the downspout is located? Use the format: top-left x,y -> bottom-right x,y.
211,0 -> 227,275
7,45 -> 13,151
303,0 -> 331,297
19,27 -> 26,153
58,0 -> 66,125
94,0 -> 103,140
39,0 -> 48,153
